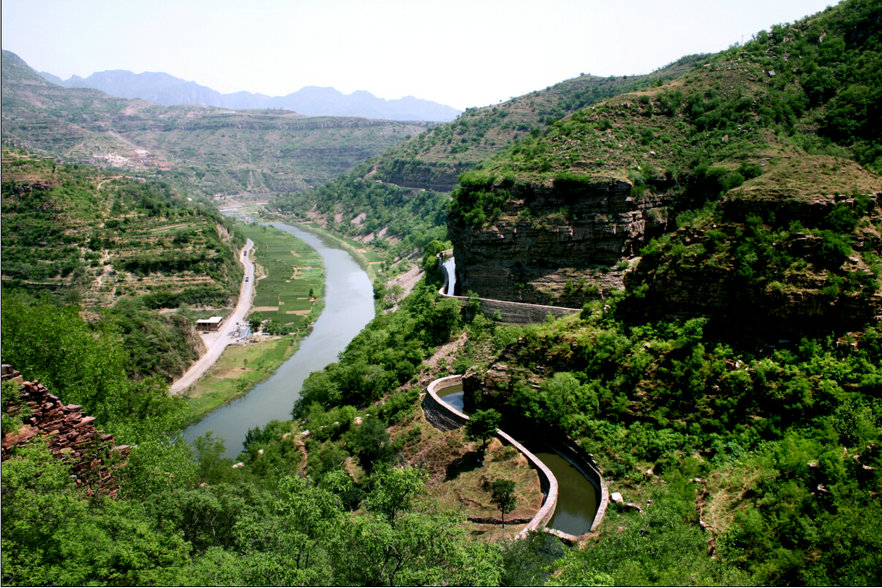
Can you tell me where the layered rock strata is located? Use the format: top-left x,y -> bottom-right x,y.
1,380 -> 130,497
449,177 -> 670,306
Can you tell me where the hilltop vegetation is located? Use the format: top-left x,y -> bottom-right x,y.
1,149 -> 243,308
271,56 -> 707,257
452,0 -> 882,214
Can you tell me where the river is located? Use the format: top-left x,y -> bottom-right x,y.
183,222 -> 375,458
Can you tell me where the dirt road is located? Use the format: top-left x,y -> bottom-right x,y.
170,239 -> 255,395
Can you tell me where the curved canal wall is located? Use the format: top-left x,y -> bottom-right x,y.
437,251 -> 579,325
424,375 -> 558,538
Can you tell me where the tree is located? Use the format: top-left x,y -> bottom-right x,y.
490,478 -> 516,530
346,417 -> 393,473
465,408 -> 501,454
364,465 -> 427,521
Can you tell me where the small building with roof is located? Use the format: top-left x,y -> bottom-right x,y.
196,316 -> 224,332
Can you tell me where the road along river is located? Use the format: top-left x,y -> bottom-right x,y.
183,223 -> 375,458
171,239 -> 256,395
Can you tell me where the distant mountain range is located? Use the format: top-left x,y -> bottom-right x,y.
38,69 -> 461,122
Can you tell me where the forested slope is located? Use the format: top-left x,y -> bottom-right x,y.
1,149 -> 243,381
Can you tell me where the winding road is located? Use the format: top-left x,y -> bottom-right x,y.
170,239 -> 255,395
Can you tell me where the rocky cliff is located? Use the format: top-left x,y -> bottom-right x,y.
624,156 -> 882,336
449,175 -> 670,306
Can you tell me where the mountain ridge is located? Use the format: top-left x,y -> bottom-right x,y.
2,50 -> 433,198
38,68 -> 461,122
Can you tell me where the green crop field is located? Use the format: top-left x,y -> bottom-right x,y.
238,223 -> 324,334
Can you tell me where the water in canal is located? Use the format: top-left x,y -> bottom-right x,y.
437,384 -> 599,536
183,222 -> 375,458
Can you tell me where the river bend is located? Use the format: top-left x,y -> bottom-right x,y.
183,222 -> 375,458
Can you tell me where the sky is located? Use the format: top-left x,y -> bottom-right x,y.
3,0 -> 840,111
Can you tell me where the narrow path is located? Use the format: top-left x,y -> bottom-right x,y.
170,239 -> 255,395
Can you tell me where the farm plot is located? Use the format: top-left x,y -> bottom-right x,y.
239,223 -> 324,334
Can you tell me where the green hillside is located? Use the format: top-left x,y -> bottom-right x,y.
1,148 -> 245,381
271,56 -> 706,253
448,0 -> 882,317
1,50 -> 433,199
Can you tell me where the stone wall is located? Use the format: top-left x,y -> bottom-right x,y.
438,253 -> 580,325
1,379 -> 130,497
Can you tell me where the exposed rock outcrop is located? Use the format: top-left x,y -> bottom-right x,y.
1,380 -> 130,497
449,177 -> 670,306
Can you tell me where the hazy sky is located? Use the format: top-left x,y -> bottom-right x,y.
3,0 -> 839,110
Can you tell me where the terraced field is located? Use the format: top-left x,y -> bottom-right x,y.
1,149 -> 243,309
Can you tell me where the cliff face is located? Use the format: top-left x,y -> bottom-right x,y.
449,176 -> 670,306
622,157 -> 882,336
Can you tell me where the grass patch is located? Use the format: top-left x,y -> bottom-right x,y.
182,336 -> 300,423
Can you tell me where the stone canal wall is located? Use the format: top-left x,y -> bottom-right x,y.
424,374 -> 609,542
424,375 -> 559,538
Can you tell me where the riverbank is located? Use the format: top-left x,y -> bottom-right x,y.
180,223 -> 325,424
181,335 -> 301,425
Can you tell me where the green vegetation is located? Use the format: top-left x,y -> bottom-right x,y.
3,1 -> 882,586
269,56 -> 707,265
466,408 -> 503,454
294,282 -> 461,413
449,293 -> 882,584
1,149 -> 244,382
239,223 -> 324,335
0,275 -> 511,586
491,478 -> 517,529
1,149 -> 242,308
450,0 -> 882,229
274,168 -> 450,265
0,293 -> 187,439
180,222 -> 325,420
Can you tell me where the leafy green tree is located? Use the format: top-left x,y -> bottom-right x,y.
346,416 -> 393,473
466,408 -> 502,454
364,465 -> 428,521
2,442 -> 190,586
421,239 -> 450,273
490,478 -> 516,529
331,510 -> 502,586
